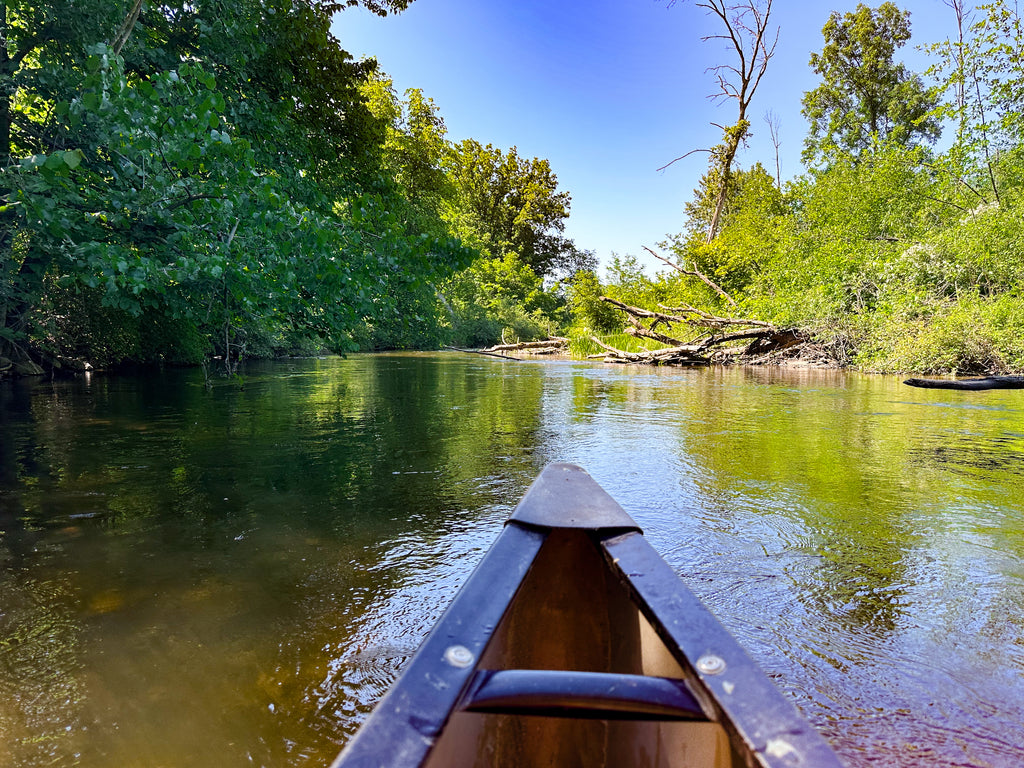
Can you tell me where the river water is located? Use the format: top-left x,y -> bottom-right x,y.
0,353 -> 1022,767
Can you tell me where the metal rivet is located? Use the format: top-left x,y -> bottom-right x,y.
696,654 -> 726,675
444,645 -> 474,668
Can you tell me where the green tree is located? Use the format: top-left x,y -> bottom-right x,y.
360,73 -> 452,216
442,252 -> 563,346
445,139 -> 575,277
669,162 -> 787,295
1,0 -> 470,367
801,2 -> 941,165
567,269 -> 621,333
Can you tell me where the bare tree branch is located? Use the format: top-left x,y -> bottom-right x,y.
656,147 -> 712,173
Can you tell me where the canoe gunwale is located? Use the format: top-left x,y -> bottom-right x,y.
329,523 -> 546,768
602,529 -> 845,767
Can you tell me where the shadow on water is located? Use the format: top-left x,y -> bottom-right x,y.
1,356 -> 1023,767
0,355 -> 548,767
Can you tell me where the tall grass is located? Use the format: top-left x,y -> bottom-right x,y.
568,331 -> 663,358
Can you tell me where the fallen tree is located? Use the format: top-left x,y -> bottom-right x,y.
593,296 -> 803,366
483,337 -> 569,355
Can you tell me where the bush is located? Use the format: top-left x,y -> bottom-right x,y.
856,292 -> 1024,374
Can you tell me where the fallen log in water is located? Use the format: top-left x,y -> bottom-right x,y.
593,296 -> 804,366
589,336 -> 708,366
444,346 -> 522,362
483,337 -> 569,355
904,376 -> 1024,390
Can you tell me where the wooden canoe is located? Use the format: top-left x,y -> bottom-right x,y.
331,463 -> 843,768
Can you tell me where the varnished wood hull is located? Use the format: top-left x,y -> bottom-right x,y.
332,464 -> 843,768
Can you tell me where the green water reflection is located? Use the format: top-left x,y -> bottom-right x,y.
1,355 -> 1022,767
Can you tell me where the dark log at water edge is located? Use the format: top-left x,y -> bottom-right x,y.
904,376 -> 1024,390
444,346 -> 523,361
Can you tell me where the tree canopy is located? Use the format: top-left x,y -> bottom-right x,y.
801,2 -> 941,165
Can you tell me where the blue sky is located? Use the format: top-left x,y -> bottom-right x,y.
333,0 -> 955,273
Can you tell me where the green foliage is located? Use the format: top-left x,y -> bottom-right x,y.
856,291 -> 1024,374
566,270 -> 621,334
740,142 -> 938,324
360,73 -> 451,207
603,255 -> 667,310
442,252 -> 565,347
0,0 -> 485,366
445,139 -> 576,277
668,162 -> 787,297
801,2 -> 941,165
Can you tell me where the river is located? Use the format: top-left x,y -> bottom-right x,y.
1,353 -> 1022,767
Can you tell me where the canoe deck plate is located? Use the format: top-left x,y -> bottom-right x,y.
509,463 -> 642,533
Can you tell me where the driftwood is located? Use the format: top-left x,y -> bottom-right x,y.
593,296 -> 803,367
484,337 -> 569,355
625,318 -> 686,347
589,336 -> 707,366
444,346 -> 522,362
904,376 -> 1024,390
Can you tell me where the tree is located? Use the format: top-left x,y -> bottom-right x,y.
0,0 -> 469,367
670,161 -> 785,294
567,269 -> 621,333
445,139 -> 576,277
661,0 -> 778,242
801,2 -> 941,165
360,73 -> 451,208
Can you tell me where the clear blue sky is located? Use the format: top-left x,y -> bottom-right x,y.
333,0 -> 954,274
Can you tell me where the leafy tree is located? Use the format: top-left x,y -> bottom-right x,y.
669,162 -> 786,295
442,252 -> 563,346
801,2 -> 941,165
1,0 -> 470,366
0,0 -> 121,158
360,73 -> 451,216
927,0 -> 1024,207
117,0 -> 385,196
567,269 -> 621,333
445,139 -> 575,277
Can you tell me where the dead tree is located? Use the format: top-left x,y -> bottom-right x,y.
764,109 -> 781,190
643,246 -> 736,307
593,295 -> 801,366
660,0 -> 779,242
483,338 -> 569,356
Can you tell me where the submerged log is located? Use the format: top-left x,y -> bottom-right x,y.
904,376 -> 1024,390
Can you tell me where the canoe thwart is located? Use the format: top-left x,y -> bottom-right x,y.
509,463 -> 642,533
459,669 -> 708,721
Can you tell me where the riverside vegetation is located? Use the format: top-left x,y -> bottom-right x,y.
3,0 -> 1024,377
